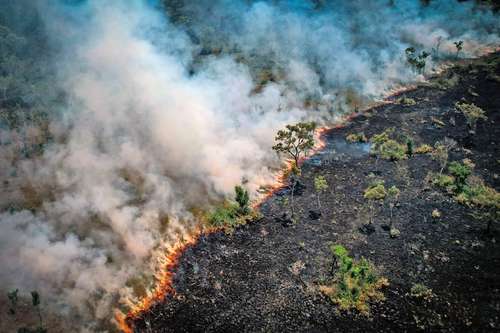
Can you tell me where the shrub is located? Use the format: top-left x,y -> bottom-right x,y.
319,245 -> 389,315
431,173 -> 455,192
431,209 -> 441,219
370,128 -> 393,150
414,144 -> 433,154
379,140 -> 407,161
398,97 -> 416,106
346,132 -> 367,143
455,102 -> 487,134
410,283 -> 434,301
364,181 -> 387,201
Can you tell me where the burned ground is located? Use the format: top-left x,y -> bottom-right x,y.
132,53 -> 500,332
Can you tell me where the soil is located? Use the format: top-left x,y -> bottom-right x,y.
131,53 -> 500,332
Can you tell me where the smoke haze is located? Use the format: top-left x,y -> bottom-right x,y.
0,0 -> 498,331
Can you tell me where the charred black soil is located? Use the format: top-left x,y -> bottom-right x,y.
131,53 -> 500,332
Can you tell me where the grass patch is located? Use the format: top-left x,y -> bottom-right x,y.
319,244 -> 389,315
206,185 -> 259,232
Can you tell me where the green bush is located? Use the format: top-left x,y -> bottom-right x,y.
379,140 -> 407,161
455,102 -> 487,134
432,173 -> 455,192
346,132 -> 367,143
370,128 -> 393,149
364,181 -> 387,200
410,283 -> 434,301
448,161 -> 472,192
319,245 -> 389,315
398,97 -> 416,106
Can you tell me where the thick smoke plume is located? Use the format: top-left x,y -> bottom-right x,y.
0,0 -> 498,331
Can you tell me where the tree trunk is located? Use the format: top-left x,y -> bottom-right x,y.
317,193 -> 321,211
290,177 -> 296,218
369,202 -> 373,225
37,307 -> 43,328
389,204 -> 393,229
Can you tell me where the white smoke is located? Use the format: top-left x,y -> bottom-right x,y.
0,0 -> 498,331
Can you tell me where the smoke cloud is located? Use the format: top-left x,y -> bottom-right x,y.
0,0 -> 498,331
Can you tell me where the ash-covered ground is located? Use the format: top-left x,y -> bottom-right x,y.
132,53 -> 500,333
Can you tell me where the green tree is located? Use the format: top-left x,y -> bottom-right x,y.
272,122 -> 317,168
405,47 -> 430,74
273,122 -> 317,218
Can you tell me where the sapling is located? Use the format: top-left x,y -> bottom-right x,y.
234,185 -> 250,215
432,138 -> 456,174
386,186 -> 400,233
363,180 -> 387,225
406,138 -> 413,157
314,175 -> 328,211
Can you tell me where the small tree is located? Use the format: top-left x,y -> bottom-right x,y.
454,40 -> 463,59
234,185 -> 250,215
386,186 -> 400,233
272,122 -> 317,168
364,180 -> 387,225
273,122 -> 317,218
314,175 -> 328,211
455,102 -> 487,135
